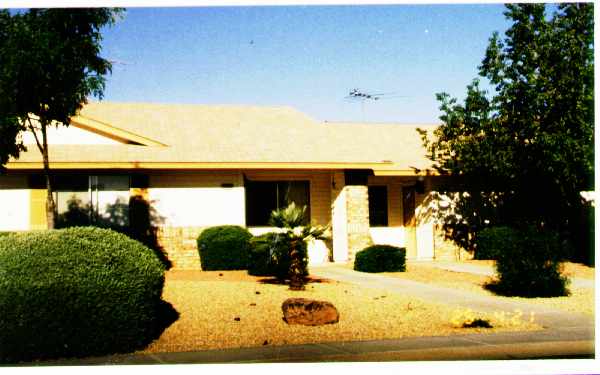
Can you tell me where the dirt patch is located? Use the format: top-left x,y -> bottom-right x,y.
140,270 -> 540,354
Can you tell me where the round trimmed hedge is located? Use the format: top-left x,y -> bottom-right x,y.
478,226 -> 570,297
0,227 -> 166,363
354,245 -> 406,273
197,225 -> 252,270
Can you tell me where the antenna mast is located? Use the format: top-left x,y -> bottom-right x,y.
344,88 -> 406,121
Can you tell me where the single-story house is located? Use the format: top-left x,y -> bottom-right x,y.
1,102 -> 468,268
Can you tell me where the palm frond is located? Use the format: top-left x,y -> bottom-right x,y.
269,202 -> 306,229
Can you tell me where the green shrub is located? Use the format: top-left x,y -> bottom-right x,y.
0,231 -> 15,238
474,227 -> 502,260
479,226 -> 570,297
248,232 -> 308,280
0,227 -> 167,363
248,233 -> 276,276
354,245 -> 406,273
197,225 -> 252,270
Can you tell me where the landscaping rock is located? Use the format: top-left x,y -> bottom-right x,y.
281,298 -> 339,326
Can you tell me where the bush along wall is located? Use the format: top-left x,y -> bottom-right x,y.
0,227 -> 168,363
197,225 -> 253,270
248,232 -> 308,280
354,245 -> 406,273
478,226 -> 570,297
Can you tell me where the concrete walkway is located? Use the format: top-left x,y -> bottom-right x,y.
310,264 -> 594,330
418,260 -> 595,289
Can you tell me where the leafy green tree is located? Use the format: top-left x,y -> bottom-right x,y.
0,8 -> 123,228
269,203 -> 329,290
0,11 -> 26,171
419,4 -> 593,260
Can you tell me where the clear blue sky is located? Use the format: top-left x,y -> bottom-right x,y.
99,4 -> 512,124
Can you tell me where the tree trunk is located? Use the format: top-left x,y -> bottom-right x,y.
41,122 -> 56,229
288,240 -> 305,291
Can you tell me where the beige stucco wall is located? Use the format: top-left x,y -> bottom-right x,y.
148,171 -> 245,227
365,175 -> 468,261
150,170 -> 334,268
0,169 -> 471,264
367,176 -> 405,250
244,170 -> 333,265
0,175 -> 30,231
147,171 -> 246,269
243,170 -> 331,226
413,186 -> 473,261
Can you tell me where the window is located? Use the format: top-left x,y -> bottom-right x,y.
55,175 -> 93,227
368,185 -> 388,227
54,175 -> 130,229
245,180 -> 310,226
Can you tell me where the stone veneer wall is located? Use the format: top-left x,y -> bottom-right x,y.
344,185 -> 372,260
157,226 -> 206,269
433,226 -> 473,261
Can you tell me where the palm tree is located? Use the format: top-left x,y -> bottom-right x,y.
269,202 -> 329,290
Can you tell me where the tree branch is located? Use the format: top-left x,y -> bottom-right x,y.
26,116 -> 44,155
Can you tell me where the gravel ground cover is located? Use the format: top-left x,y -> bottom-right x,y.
382,262 -> 595,316
140,270 -> 540,354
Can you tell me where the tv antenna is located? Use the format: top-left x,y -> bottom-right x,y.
344,88 -> 407,120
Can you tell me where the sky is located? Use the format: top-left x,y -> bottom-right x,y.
97,4 -> 513,124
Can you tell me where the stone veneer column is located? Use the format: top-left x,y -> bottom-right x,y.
344,185 -> 372,260
331,172 -> 348,262
331,172 -> 373,262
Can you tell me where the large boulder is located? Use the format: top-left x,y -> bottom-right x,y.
282,298 -> 339,326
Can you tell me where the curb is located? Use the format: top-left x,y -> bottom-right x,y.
20,329 -> 595,366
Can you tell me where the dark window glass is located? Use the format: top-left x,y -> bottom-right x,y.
368,185 -> 388,227
54,175 -> 92,228
245,181 -> 278,227
245,181 -> 310,226
54,175 -> 130,229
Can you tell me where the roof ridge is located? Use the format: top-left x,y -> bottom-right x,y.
322,121 -> 441,126
86,100 -> 301,111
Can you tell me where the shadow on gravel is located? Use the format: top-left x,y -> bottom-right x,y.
257,276 -> 335,285
150,299 -> 180,341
